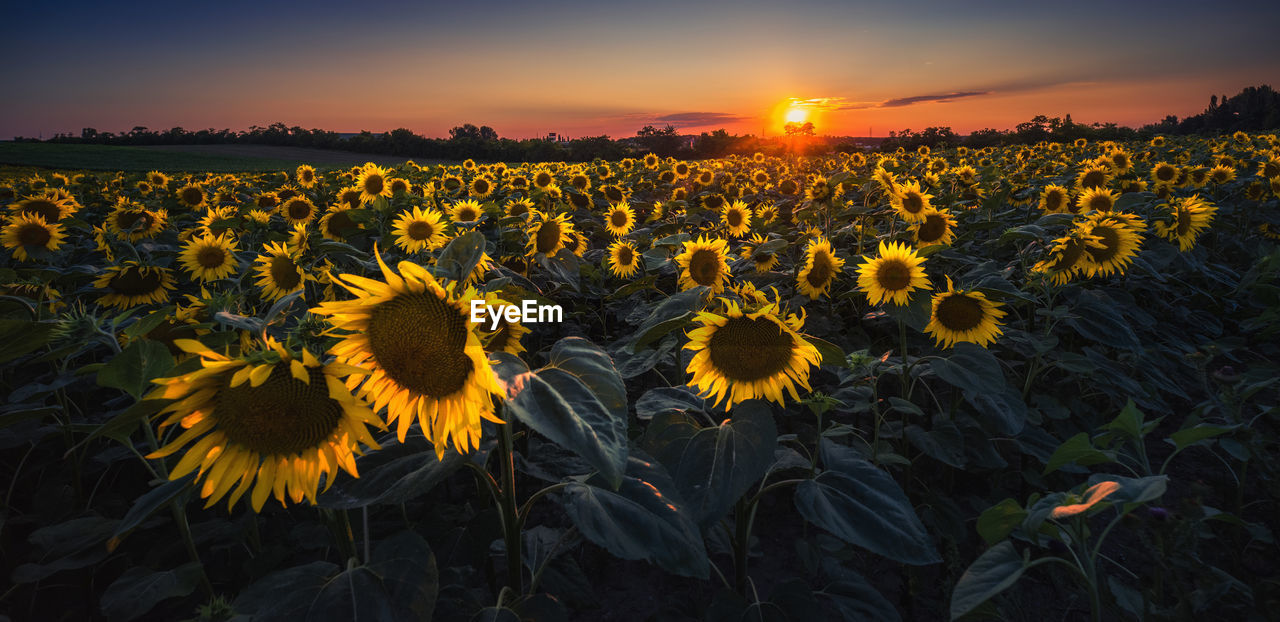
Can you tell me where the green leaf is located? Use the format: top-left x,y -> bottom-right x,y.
1064,290 -> 1139,349
648,400 -> 778,527
620,286 -> 707,351
435,230 -> 486,283
496,352 -> 629,488
100,562 -> 203,622
545,337 -> 628,423
1102,399 -> 1144,442
0,318 -> 55,364
112,475 -> 192,540
929,344 -> 1026,435
950,541 -> 1025,620
319,434 -> 464,508
1169,424 -> 1237,452
368,531 -> 438,622
233,561 -> 338,620
1087,474 -> 1167,505
817,575 -> 901,622
808,336 -> 847,369
306,566 -> 397,622
1044,433 -> 1114,475
97,339 -> 175,399
976,498 -> 1026,546
66,398 -> 169,455
12,516 -> 120,583
560,454 -> 708,579
634,386 -> 705,421
794,440 -> 941,565
904,421 -> 965,468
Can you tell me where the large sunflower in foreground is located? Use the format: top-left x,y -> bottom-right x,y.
796,237 -> 844,299
179,232 -> 239,282
924,278 -> 1007,348
392,206 -> 448,253
674,236 -> 732,294
356,164 -> 393,204
684,297 -> 821,408
145,337 -> 382,511
1153,195 -> 1216,251
2,213 -> 65,261
311,252 -> 503,456
94,262 -> 176,309
856,241 -> 929,306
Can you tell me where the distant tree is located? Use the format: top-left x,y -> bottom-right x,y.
784,121 -> 815,136
448,124 -> 498,141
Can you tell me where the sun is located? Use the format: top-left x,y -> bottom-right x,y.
784,106 -> 808,124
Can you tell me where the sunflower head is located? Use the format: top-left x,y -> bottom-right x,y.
450,199 -> 484,224
94,262 -> 176,309
253,242 -> 309,302
356,164 -> 393,204
684,297 -> 821,408
525,212 -> 574,258
891,180 -> 932,223
604,203 -> 636,237
797,237 -> 844,299
295,164 -> 318,188
145,337 -> 382,511
924,278 -> 1007,349
2,213 -> 65,261
856,241 -> 930,306
179,232 -> 239,282
911,209 -> 956,248
311,251 -> 503,456
721,200 -> 753,237
606,240 -> 641,278
1080,212 -> 1143,277
674,236 -> 732,295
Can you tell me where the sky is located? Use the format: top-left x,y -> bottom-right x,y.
3,0 -> 1279,140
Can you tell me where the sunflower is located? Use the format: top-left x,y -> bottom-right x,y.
873,167 -> 899,193
1106,150 -> 1133,174
856,241 -> 930,306
476,293 -> 531,356
684,297 -> 821,408
1074,165 -> 1113,190
796,237 -> 844,299
1207,164 -> 1236,185
176,184 -> 207,209
279,196 -> 317,226
720,200 -> 753,237
295,164 -> 318,189
1080,213 -> 1142,278
504,198 -> 534,220
604,203 -> 636,237
311,252 -> 503,455
674,236 -> 732,294
147,171 -> 171,187
1075,187 -> 1118,214
525,213 -> 574,258
195,205 -> 238,237
106,200 -> 168,241
951,165 -> 978,186
449,199 -> 483,224
1032,229 -> 1104,285
1038,185 -> 1071,214
739,233 -> 780,273
777,178 -> 800,196
9,192 -> 75,222
2,213 -> 65,261
1150,162 -> 1179,186
318,205 -> 364,242
531,169 -> 554,189
145,337 -> 382,511
606,240 -> 641,278
335,187 -> 364,209
469,176 -> 495,199
179,232 -> 239,282
356,164 -> 393,204
924,278 -> 1006,348
1153,195 -> 1216,251
805,176 -> 839,203
94,262 -> 176,309
911,209 -> 957,248
253,242 -> 308,302
389,206 -> 446,253
890,180 -> 932,223
1258,156 -> 1280,180
643,153 -> 660,169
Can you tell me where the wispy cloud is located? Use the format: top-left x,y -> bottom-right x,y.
651,112 -> 749,126
880,91 -> 989,107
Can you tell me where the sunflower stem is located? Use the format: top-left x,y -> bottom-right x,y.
141,421 -> 214,599
497,400 -> 523,594
898,318 -> 911,401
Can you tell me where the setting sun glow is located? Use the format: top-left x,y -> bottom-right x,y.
784,107 -> 808,124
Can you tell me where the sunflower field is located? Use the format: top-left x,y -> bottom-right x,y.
2,133 -> 1279,621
